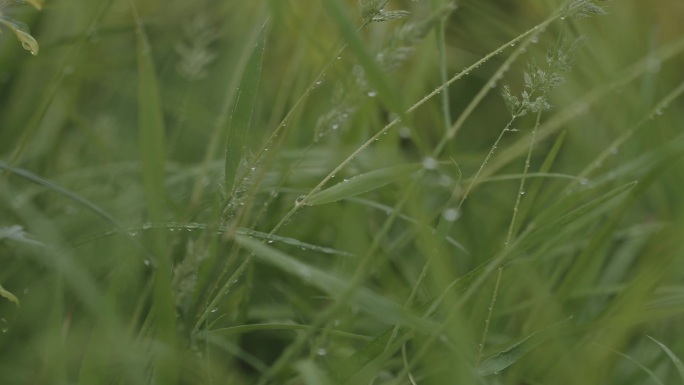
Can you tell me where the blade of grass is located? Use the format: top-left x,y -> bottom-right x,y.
235,235 -> 438,330
129,2 -> 176,385
0,283 -> 19,307
224,21 -> 268,194
477,317 -> 572,376
649,336 -> 684,383
305,164 -> 421,205
1,0 -> 116,171
320,0 -> 404,116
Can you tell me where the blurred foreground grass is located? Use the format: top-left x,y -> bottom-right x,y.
1,1 -> 684,384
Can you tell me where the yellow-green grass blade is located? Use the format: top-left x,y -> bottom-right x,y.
0,283 -> 19,307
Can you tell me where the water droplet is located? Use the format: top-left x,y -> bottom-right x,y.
398,126 -> 411,138
367,90 -> 377,97
438,174 -> 452,187
143,259 -> 151,266
422,157 -> 438,170
520,190 -> 526,195
210,307 -> 218,313
142,223 -> 152,230
267,240 -> 274,244
295,195 -> 306,207
442,208 -> 461,222
316,348 -> 327,356
332,123 -> 339,130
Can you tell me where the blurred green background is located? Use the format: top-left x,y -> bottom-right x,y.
1,1 -> 684,384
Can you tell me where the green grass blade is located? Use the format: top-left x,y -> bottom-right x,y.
328,327 -> 408,384
306,164 -> 421,205
649,336 -> 684,383
320,0 -> 403,115
209,323 -> 371,341
0,283 -> 20,307
131,3 -> 176,385
520,181 -> 638,252
135,19 -> 167,225
0,161 -> 123,228
236,235 -> 437,330
224,21 -> 267,193
477,317 -> 572,376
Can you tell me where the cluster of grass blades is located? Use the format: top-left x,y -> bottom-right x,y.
2,0 -> 684,384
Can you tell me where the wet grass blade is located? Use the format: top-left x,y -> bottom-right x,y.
320,0 -> 404,115
236,235 -> 437,330
225,21 -> 267,193
306,164 -> 421,205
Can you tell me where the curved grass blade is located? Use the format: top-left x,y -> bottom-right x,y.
306,164 -> 421,206
649,336 -> 684,383
520,181 -> 638,252
477,317 -> 572,376
73,222 -> 354,257
328,327 -> 409,384
0,283 -> 20,307
236,235 -> 437,330
0,161 -> 123,228
0,16 -> 39,55
225,21 -> 267,193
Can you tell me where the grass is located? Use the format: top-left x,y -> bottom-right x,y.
1,0 -> 684,384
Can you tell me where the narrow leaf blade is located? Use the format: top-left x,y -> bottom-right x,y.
649,336 -> 684,383
225,22 -> 267,193
236,236 -> 437,330
307,164 -> 421,205
477,317 -> 572,376
0,284 -> 20,307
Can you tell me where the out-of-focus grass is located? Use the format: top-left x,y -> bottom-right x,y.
1,1 -> 684,384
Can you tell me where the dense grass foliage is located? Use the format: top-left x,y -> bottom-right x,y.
1,1 -> 684,384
